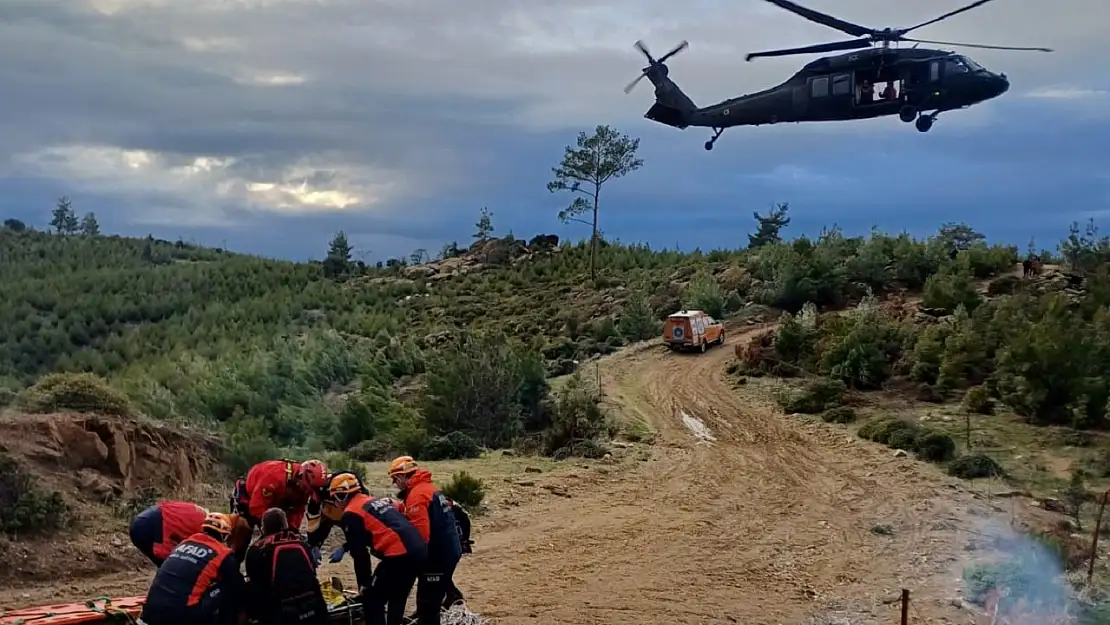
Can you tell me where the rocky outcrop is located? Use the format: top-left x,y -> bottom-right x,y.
0,413 -> 223,500
400,234 -> 562,282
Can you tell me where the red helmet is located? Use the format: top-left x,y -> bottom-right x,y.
300,459 -> 328,490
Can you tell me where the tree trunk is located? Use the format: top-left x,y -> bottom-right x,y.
590,188 -> 600,283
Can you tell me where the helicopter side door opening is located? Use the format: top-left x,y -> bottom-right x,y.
853,67 -> 903,108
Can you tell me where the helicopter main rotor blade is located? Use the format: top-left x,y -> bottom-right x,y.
634,40 -> 655,63
624,73 -> 648,94
657,40 -> 689,64
900,0 -> 996,34
902,37 -> 1052,52
757,0 -> 872,37
745,38 -> 872,61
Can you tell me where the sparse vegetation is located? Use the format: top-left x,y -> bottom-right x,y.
0,454 -> 71,536
440,471 -> 486,511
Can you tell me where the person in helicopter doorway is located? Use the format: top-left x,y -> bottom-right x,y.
859,79 -> 874,104
881,81 -> 897,100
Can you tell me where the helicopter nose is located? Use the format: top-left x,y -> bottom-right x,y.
995,73 -> 1010,95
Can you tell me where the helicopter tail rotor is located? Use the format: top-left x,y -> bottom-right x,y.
624,39 -> 688,94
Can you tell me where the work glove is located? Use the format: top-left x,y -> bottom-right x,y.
460,539 -> 473,555
329,544 -> 347,563
309,546 -> 322,567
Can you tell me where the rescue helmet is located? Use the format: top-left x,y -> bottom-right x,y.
300,459 -> 328,490
387,456 -> 419,478
201,512 -> 233,539
328,472 -> 363,500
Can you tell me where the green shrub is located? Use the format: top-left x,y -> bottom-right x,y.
348,439 -> 395,462
857,417 -> 954,461
914,430 -> 956,462
542,371 -> 616,456
962,385 -> 994,415
224,415 -> 281,477
858,417 -> 916,445
320,451 -> 366,483
551,439 -> 609,459
16,372 -> 134,417
776,377 -> 847,414
947,453 -> 1004,479
421,432 -> 483,461
821,406 -> 856,424
440,471 -> 485,510
684,272 -> 727,319
0,454 -> 71,535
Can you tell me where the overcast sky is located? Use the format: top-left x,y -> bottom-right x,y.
1,0 -> 1107,261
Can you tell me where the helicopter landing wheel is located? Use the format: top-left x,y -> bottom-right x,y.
915,114 -> 934,133
898,105 -> 917,123
705,127 -> 724,150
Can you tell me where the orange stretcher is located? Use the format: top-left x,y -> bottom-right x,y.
0,596 -> 144,625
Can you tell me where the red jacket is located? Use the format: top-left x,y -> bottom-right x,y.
245,460 -> 311,529
154,501 -> 208,561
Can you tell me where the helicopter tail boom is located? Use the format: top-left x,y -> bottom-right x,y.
625,40 -> 698,129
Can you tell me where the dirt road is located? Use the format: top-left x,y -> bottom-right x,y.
3,324 -> 1000,623
399,324 -> 1000,625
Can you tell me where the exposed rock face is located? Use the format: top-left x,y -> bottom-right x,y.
0,413 -> 223,499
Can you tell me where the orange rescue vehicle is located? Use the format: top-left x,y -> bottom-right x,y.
662,310 -> 724,353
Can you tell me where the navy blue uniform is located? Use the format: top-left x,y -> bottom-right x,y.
340,493 -> 426,625
141,533 -> 245,625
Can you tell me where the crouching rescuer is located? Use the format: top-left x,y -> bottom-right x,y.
130,500 -> 251,567
231,459 -> 328,531
330,472 -> 427,625
388,456 -> 463,625
245,508 -> 328,625
140,512 -> 246,625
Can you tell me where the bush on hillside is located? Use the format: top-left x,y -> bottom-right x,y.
440,471 -> 485,511
542,371 -> 616,456
16,372 -> 134,417
0,454 -> 71,535
947,453 -> 1004,479
857,417 -> 955,462
684,271 -> 728,319
963,385 -> 994,415
422,331 -> 548,449
922,266 -> 982,315
775,377 -> 847,414
421,432 -> 483,461
618,292 -> 661,342
320,451 -> 366,483
821,406 -> 856,424
224,415 -> 281,477
348,439 -> 395,462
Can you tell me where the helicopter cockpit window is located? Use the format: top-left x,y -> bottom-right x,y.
831,74 -> 851,95
960,56 -> 984,71
945,58 -> 970,74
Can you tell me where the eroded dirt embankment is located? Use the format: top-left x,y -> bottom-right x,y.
0,412 -> 223,591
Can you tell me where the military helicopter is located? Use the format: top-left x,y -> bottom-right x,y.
624,0 -> 1052,150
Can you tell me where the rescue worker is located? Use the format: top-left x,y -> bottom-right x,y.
130,500 -> 251,567
387,457 -> 462,625
140,512 -> 246,625
244,508 -> 329,625
330,472 -> 427,625
231,459 -> 328,531
305,470 -> 367,566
